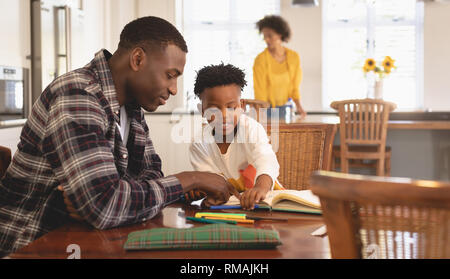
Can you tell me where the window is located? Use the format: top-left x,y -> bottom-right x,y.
322,0 -> 424,110
181,0 -> 280,111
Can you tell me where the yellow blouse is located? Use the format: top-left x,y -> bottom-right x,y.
253,47 -> 303,107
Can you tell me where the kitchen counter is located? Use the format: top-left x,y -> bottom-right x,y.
1,111 -> 448,181
297,115 -> 450,130
0,118 -> 27,128
3,111 -> 450,129
294,114 -> 449,181
145,109 -> 450,120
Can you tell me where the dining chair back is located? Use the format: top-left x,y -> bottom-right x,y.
311,171 -> 450,259
330,98 -> 396,176
241,99 -> 271,123
267,123 -> 336,190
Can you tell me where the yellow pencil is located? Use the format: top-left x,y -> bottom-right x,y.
195,212 -> 246,220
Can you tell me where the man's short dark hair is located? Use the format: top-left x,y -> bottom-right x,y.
119,16 -> 188,53
256,15 -> 291,42
194,63 -> 247,97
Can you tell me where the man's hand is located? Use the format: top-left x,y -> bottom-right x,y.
240,174 -> 272,210
202,195 -> 228,208
57,186 -> 84,222
174,171 -> 240,206
183,189 -> 207,203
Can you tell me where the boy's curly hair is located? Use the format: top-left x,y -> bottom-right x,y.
194,63 -> 247,97
256,15 -> 291,42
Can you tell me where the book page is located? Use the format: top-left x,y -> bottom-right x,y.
269,190 -> 321,209
225,195 -> 241,205
225,190 -> 320,209
225,194 -> 271,207
273,200 -> 321,213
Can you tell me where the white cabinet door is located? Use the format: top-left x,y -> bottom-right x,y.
0,126 -> 23,155
144,114 -> 203,176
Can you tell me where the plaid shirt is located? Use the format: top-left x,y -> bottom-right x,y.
0,49 -> 183,256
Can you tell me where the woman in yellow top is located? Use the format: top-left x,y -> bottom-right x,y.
253,15 -> 306,120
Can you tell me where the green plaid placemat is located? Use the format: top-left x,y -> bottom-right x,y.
123,223 -> 282,250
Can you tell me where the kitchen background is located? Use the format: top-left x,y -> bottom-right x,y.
2,0 -> 450,114
0,0 -> 449,180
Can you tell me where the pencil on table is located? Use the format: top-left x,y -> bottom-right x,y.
186,217 -> 237,225
195,212 -> 247,220
203,216 -> 255,224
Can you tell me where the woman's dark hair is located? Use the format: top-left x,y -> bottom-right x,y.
119,16 -> 188,53
194,63 -> 247,97
256,15 -> 291,42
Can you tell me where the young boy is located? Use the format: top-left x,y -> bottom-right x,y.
189,63 -> 284,210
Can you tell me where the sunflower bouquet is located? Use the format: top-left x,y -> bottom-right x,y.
363,56 -> 396,79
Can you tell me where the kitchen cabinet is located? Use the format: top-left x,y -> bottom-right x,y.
0,126 -> 23,155
144,113 -> 203,176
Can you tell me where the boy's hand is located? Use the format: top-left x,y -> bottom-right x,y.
240,174 -> 272,210
57,185 -> 84,222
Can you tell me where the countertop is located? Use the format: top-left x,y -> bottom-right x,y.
2,111 -> 450,129
145,110 -> 450,120
0,118 -> 27,128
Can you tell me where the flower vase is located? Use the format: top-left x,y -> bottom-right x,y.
374,79 -> 384,99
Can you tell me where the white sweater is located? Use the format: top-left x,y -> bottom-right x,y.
189,114 -> 281,190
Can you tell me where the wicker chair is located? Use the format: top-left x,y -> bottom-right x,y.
310,170 -> 450,259
267,123 -> 336,190
0,145 -> 11,178
241,99 -> 270,123
330,98 -> 396,176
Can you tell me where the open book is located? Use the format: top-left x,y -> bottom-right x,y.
226,190 -> 322,214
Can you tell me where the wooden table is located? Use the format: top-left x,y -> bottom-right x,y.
8,203 -> 330,259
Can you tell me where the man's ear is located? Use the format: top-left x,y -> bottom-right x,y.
130,47 -> 146,72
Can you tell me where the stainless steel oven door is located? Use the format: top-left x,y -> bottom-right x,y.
0,66 -> 30,120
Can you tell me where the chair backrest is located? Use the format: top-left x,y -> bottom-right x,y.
330,98 -> 396,147
267,123 -> 336,190
0,145 -> 12,178
241,99 -> 270,122
310,170 -> 450,259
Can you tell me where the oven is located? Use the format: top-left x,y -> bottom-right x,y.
0,66 -> 30,121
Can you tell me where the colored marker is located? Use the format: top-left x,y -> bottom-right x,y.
246,216 -> 288,221
186,217 -> 237,225
209,205 -> 260,210
203,216 -> 255,224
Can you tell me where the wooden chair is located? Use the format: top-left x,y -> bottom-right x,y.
241,99 -> 270,123
0,145 -> 12,178
330,98 -> 396,176
267,123 -> 336,190
310,170 -> 450,259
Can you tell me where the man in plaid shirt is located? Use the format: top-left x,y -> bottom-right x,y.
0,16 -> 238,257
